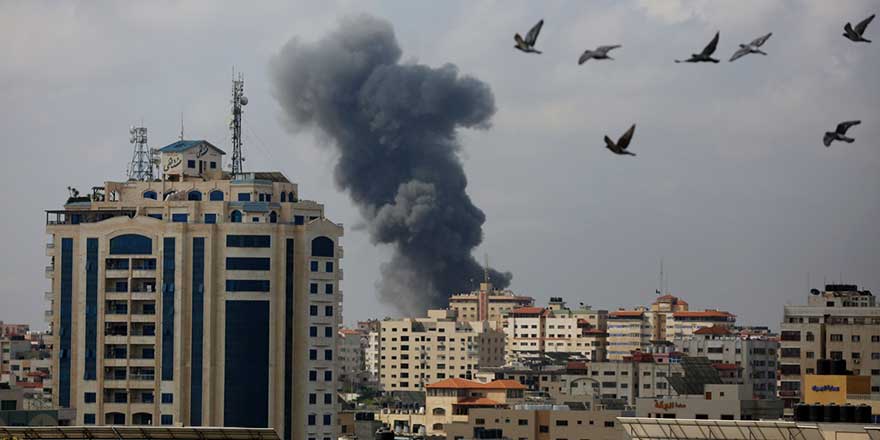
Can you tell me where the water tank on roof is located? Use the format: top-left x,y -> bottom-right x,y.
793,404 -> 810,422
855,405 -> 872,423
809,403 -> 823,422
823,403 -> 840,423
831,359 -> 847,375
840,404 -> 855,423
817,359 -> 832,375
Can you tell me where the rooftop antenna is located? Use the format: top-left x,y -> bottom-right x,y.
657,258 -> 664,295
179,112 -> 184,141
127,125 -> 152,181
483,253 -> 490,285
230,67 -> 248,178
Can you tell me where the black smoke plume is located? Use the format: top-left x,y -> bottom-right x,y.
270,15 -> 512,314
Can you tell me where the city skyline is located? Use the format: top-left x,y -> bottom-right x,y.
2,0 -> 880,331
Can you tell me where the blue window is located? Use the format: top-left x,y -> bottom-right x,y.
311,237 -> 334,257
161,237 -> 175,381
226,235 -> 270,247
266,194 -> 271,202
310,283 -> 318,294
324,393 -> 332,404
190,237 -> 204,425
281,192 -> 287,202
237,193 -> 251,201
288,192 -> 295,202
147,213 -> 162,220
110,234 -> 152,255
142,348 -> 154,359
210,161 -> 217,169
143,191 -> 158,200
204,213 -> 217,224
187,191 -> 202,201
172,213 -> 188,223
308,393 -> 316,404
84,392 -> 96,403
269,211 -> 278,223
142,391 -> 154,403
310,261 -> 319,272
115,281 -> 128,292
161,415 -> 173,425
84,238 -> 98,380
224,301 -> 269,428
226,257 -> 271,271
309,370 -> 317,381
325,284 -> 333,295
325,261 -> 333,272
325,305 -> 333,317
230,210 -> 242,223
225,279 -> 270,292
323,414 -> 331,425
294,215 -> 304,225
188,160 -> 196,168
161,393 -> 173,404
324,349 -> 332,361
83,413 -> 96,425
324,371 -> 332,381
60,240 -> 72,407
309,349 -> 317,360
308,414 -> 316,426
309,326 -> 318,337
324,327 -> 333,338
209,190 -> 224,201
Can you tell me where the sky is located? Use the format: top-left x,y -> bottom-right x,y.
1,0 -> 878,331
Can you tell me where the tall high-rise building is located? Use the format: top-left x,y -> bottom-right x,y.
778,284 -> 879,413
45,139 -> 343,440
607,295 -> 736,359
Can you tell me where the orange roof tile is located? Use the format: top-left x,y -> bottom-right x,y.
454,397 -> 502,406
694,326 -> 733,335
609,310 -> 644,318
673,311 -> 734,318
483,379 -> 527,390
426,378 -> 483,389
510,307 -> 546,315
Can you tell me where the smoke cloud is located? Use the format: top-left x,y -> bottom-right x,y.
270,15 -> 512,314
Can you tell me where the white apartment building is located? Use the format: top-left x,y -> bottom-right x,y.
503,300 -> 609,364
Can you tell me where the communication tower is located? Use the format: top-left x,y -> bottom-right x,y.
230,70 -> 248,177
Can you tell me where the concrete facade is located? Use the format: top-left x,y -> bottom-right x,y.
45,140 -> 343,440
503,301 -> 609,364
778,285 -> 880,413
444,406 -> 628,440
636,384 -> 783,420
447,282 -> 534,330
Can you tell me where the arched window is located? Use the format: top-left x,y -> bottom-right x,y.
280,192 -> 287,202
187,191 -> 203,201
431,423 -> 443,431
110,234 -> 152,255
311,236 -> 334,257
288,192 -> 296,202
432,408 -> 446,416
209,190 -> 224,201
143,190 -> 157,200
269,211 -> 278,223
230,210 -> 242,223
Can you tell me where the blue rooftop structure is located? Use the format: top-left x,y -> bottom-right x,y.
158,140 -> 226,154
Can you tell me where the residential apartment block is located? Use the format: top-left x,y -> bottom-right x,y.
447,282 -> 534,330
778,284 -> 880,412
673,326 -> 778,399
378,310 -> 505,392
503,299 -> 609,364
45,139 -> 343,440
607,295 -> 736,359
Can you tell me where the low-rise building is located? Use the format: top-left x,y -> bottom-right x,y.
636,383 -> 783,420
378,310 -> 506,392
444,404 -> 629,440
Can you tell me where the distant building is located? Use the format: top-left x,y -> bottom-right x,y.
447,282 -> 534,330
444,404 -> 629,440
607,295 -> 735,359
338,328 -> 370,390
673,325 -> 779,399
45,137 -> 344,439
778,284 -> 880,414
636,383 -> 783,420
0,323 -> 29,339
503,298 -> 609,364
378,310 -> 506,392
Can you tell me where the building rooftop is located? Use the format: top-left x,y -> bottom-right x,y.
673,311 -> 735,319
157,139 -> 226,154
426,378 -> 527,390
693,326 -> 733,335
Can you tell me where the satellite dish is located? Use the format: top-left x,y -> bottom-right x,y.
240,96 -> 248,105
810,289 -> 821,295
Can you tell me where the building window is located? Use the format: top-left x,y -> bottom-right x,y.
325,305 -> 333,316
310,261 -> 319,272
172,213 -> 188,223
830,334 -> 843,342
209,190 -> 224,201
230,210 -> 242,223
225,279 -> 270,292
556,420 -> 568,426
161,415 -> 173,425
294,215 -> 304,225
84,392 -> 96,403
324,371 -> 332,381
324,393 -> 333,404
83,413 -> 96,425
161,393 -> 173,404
187,191 -> 202,201
325,284 -> 334,295
309,393 -> 316,404
188,160 -> 196,168
237,193 -> 251,202
323,414 -> 331,425
281,192 -> 287,202
269,211 -> 278,223
518,419 -> 528,426
252,217 -> 260,223
310,305 -> 318,316
311,237 -> 334,257
307,414 -> 316,426
143,190 -> 158,200
309,371 -> 317,381
310,283 -> 318,294
539,426 -> 549,433
309,349 -> 317,360
325,261 -> 334,272
288,192 -> 296,202
147,213 -> 162,220
324,327 -> 333,337
852,335 -> 861,342
605,421 -> 615,427
310,327 -> 318,337
210,161 -> 217,169
226,257 -> 271,271
109,234 -> 152,255
204,213 -> 217,224
226,235 -> 270,247
324,349 -> 333,360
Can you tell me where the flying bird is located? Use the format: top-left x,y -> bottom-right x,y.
675,31 -> 721,63
578,45 -> 621,64
729,32 -> 773,62
514,20 -> 544,54
605,124 -> 637,156
843,14 -> 874,43
823,120 -> 861,147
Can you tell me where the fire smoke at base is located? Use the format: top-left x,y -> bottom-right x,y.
270,14 -> 512,314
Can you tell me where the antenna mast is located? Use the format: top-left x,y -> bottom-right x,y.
230,68 -> 248,178
483,254 -> 490,285
127,125 -> 153,181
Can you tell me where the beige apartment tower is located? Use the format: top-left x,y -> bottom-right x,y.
45,139 -> 343,440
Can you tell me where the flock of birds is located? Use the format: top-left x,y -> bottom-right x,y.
513,13 -> 876,156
